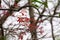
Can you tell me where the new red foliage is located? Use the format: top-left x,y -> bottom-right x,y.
14,2 -> 18,7
19,32 -> 26,40
39,20 -> 43,22
17,17 -> 24,22
3,11 -> 10,16
29,23 -> 37,31
17,17 -> 30,22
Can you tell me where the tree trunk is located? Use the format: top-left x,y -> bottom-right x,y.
0,7 -> 13,40
0,11 -> 11,40
28,0 -> 38,40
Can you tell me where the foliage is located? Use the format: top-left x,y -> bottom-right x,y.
32,0 -> 48,8
59,13 -> 60,17
0,36 -> 6,40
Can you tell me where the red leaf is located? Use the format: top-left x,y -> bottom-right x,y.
17,17 -> 24,22
22,13 -> 24,15
5,12 -> 10,16
25,18 -> 30,22
0,4 -> 1,7
39,20 -> 43,22
19,32 -> 26,40
30,18 -> 34,21
3,11 -> 10,16
39,30 -> 44,34
19,35 -> 23,40
14,2 -> 17,7
29,24 -> 37,31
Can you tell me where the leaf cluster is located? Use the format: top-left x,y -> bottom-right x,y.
32,0 -> 48,8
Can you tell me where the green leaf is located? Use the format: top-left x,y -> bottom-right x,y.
43,2 -> 48,8
59,13 -> 60,17
32,4 -> 39,8
15,0 -> 20,3
32,0 -> 42,3
32,0 -> 38,2
32,0 -> 48,8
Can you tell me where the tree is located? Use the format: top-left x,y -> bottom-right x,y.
0,0 -> 60,40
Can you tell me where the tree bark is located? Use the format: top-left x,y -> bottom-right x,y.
28,0 -> 38,40
0,11 -> 12,39
0,6 -> 13,40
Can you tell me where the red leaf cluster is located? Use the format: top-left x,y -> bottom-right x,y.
29,23 -> 37,32
17,17 -> 30,23
3,11 -> 10,16
14,2 -> 18,7
0,4 -> 1,7
19,32 -> 26,40
39,20 -> 43,23
17,17 -> 24,22
5,12 -> 10,16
